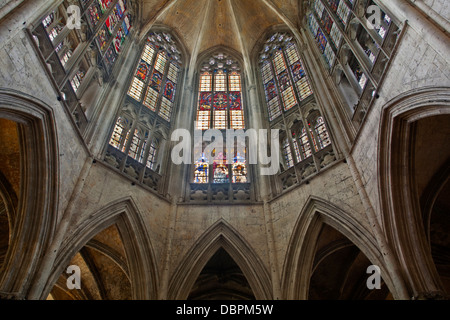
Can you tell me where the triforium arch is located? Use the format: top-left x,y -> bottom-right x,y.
0,89 -> 59,299
378,87 -> 450,299
282,196 -> 396,300
168,219 -> 273,300
41,197 -> 159,300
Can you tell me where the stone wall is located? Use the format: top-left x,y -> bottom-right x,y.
350,24 -> 450,227
0,27 -> 89,224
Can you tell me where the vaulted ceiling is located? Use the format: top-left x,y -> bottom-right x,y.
138,0 -> 305,60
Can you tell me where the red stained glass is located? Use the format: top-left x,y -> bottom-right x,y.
214,93 -> 228,110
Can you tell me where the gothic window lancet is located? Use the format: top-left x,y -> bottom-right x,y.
127,31 -> 182,123
259,32 -> 335,192
193,52 -> 248,185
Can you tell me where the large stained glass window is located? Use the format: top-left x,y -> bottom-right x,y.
259,32 -> 334,178
127,32 -> 182,123
195,53 -> 245,130
259,33 -> 313,122
193,52 -> 248,184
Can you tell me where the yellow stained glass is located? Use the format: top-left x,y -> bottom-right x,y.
155,52 -> 167,73
142,45 -> 155,65
128,77 -> 145,101
200,72 -> 212,92
159,97 -> 172,122
214,110 -> 227,130
297,78 -> 313,100
273,51 -> 286,75
196,110 -> 210,130
215,71 -> 226,92
262,62 -> 273,84
167,63 -> 179,83
143,87 -> 159,111
282,87 -> 297,111
229,72 -> 241,91
231,110 -> 244,130
286,43 -> 300,65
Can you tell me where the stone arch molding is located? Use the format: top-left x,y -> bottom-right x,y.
0,89 -> 59,299
281,196 -> 396,300
378,86 -> 450,299
168,219 -> 273,300
42,197 -> 159,300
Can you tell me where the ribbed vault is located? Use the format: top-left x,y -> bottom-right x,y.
138,0 -> 303,71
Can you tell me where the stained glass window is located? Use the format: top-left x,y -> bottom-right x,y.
283,138 -> 294,169
299,128 -> 313,159
194,53 -> 248,184
128,129 -> 142,160
194,154 -> 209,183
232,152 -> 247,183
195,54 -> 245,130
213,152 -> 229,183
71,70 -> 85,92
260,33 -> 313,121
108,115 -> 162,174
109,117 -> 129,150
262,62 -> 282,121
127,32 -> 181,123
336,0 -> 351,25
313,117 -> 331,150
146,140 -> 158,170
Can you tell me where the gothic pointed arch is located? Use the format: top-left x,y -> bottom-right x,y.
43,197 -> 159,300
168,219 -> 272,300
0,89 -> 59,299
378,86 -> 450,299
282,196 -> 394,299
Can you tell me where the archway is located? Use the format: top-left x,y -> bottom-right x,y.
43,198 -> 159,300
168,219 -> 272,300
188,247 -> 256,300
0,89 -> 58,299
378,87 -> 450,299
282,196 -> 395,299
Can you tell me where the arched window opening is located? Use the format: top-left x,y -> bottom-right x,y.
105,105 -> 168,193
193,52 -> 248,185
30,0 -> 135,133
291,124 -> 313,163
283,137 -> 295,169
109,116 -> 131,153
259,32 -> 336,194
146,139 -> 159,171
232,151 -> 248,183
311,116 -> 331,151
127,32 -> 182,123
213,151 -> 229,184
188,51 -> 252,203
194,153 -> 209,184
307,0 -> 400,122
259,33 -> 313,122
196,53 -> 245,130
